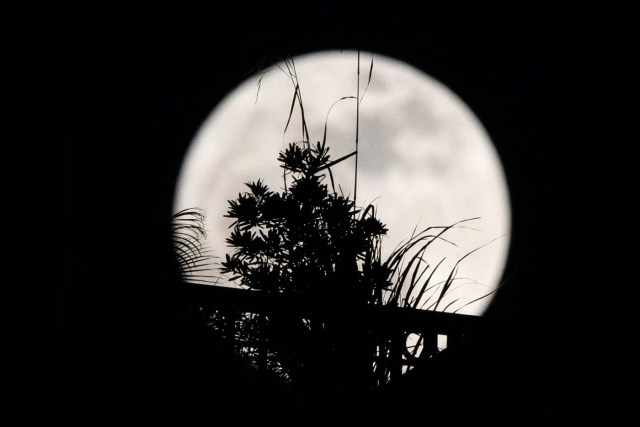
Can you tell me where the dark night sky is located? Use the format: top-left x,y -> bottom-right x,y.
60,2 -> 636,422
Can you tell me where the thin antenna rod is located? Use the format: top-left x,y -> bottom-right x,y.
354,50 -> 360,211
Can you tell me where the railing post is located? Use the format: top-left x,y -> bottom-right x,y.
420,330 -> 438,360
447,332 -> 464,350
390,331 -> 403,381
258,313 -> 267,371
224,310 -> 236,352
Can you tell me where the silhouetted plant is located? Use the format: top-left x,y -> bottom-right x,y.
177,55 -> 496,395
221,141 -> 390,302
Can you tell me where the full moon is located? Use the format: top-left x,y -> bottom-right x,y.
175,51 -> 511,315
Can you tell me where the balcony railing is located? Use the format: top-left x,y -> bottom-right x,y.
185,283 -> 486,386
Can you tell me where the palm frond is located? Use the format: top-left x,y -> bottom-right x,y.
171,208 -> 219,284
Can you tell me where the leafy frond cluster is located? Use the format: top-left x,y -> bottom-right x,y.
221,141 -> 391,304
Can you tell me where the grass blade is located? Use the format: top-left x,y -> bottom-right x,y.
314,150 -> 357,172
360,54 -> 374,103
322,96 -> 357,146
283,87 -> 298,136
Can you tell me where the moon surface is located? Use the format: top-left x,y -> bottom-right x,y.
175,51 -> 511,315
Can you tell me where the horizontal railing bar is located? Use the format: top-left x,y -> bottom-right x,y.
184,283 -> 486,335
